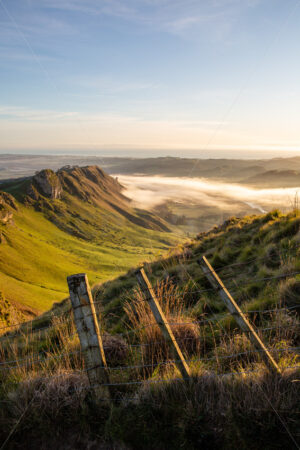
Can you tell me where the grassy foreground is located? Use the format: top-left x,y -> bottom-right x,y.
0,209 -> 299,449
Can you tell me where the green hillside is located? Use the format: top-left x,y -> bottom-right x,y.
0,166 -> 182,317
86,210 -> 300,337
0,209 -> 299,449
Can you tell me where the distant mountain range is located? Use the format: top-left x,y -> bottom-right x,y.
1,155 -> 300,188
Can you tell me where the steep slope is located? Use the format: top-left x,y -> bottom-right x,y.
1,209 -> 299,450
0,166 -> 181,316
22,209 -> 300,338
90,209 -> 300,331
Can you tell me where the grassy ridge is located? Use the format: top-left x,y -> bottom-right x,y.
0,167 -> 182,316
0,203 -> 180,314
0,209 -> 299,449
89,209 -> 300,334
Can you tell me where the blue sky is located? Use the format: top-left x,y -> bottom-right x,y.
0,0 -> 300,157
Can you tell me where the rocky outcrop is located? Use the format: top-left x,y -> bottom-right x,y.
30,169 -> 62,200
58,165 -> 124,203
0,290 -> 25,329
0,192 -> 18,210
0,191 -> 18,224
2,165 -> 170,234
0,210 -> 13,224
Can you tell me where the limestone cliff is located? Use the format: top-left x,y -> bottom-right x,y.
30,169 -> 62,200
0,191 -> 18,224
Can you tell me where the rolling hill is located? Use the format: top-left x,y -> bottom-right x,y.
0,208 -> 299,449
244,169 -> 300,188
0,165 -> 182,319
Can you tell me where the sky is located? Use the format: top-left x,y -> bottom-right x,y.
1,0 -> 300,158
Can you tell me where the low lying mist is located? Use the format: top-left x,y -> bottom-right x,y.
118,175 -> 299,215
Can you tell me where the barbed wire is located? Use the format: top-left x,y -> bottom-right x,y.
104,269 -> 300,302
244,304 -> 300,314
1,304 -> 299,351
0,350 -> 82,370
1,331 -> 299,370
124,322 -> 300,348
0,253 -> 299,380
52,361 -> 300,403
102,346 -> 300,372
0,309 -> 72,332
99,364 -> 300,387
95,245 -> 300,309
1,250 -> 299,333
212,248 -> 300,275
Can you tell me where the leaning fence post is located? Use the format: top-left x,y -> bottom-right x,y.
198,256 -> 281,375
67,273 -> 111,399
135,268 -> 190,380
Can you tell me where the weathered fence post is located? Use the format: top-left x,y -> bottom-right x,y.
135,268 -> 190,380
198,256 -> 281,375
67,273 -> 111,399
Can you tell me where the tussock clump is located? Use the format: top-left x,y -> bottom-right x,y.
0,372 -> 115,449
263,310 -> 300,346
264,244 -> 281,268
102,334 -> 128,366
214,334 -> 253,370
210,252 -> 225,269
109,369 -> 300,450
1,373 -> 87,440
239,244 -> 256,262
279,279 -> 300,310
274,217 -> 300,240
162,264 -> 186,283
262,209 -> 282,223
124,278 -> 200,371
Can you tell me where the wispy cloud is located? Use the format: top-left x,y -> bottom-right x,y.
0,10 -> 75,40
72,76 -> 160,94
0,105 -> 228,127
0,6 -> 73,67
36,0 -> 261,40
0,106 -> 79,121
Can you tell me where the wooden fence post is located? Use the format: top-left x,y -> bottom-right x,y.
198,256 -> 281,375
135,268 -> 190,380
67,273 -> 111,399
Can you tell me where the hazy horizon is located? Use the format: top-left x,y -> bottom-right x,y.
1,148 -> 300,160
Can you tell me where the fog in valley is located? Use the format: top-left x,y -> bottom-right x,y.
118,175 -> 300,232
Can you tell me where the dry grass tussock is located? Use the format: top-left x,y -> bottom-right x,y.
1,364 -> 299,450
109,367 -> 300,450
279,278 -> 300,309
136,366 -> 300,416
123,278 -> 200,371
0,372 -> 128,450
0,314 -> 129,385
0,315 -> 84,384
